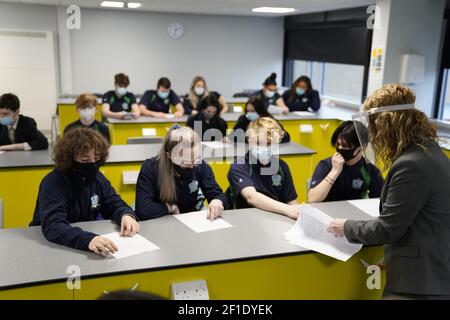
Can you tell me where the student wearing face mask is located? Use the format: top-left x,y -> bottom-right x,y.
139,77 -> 184,119
183,76 -> 228,115
102,73 -> 140,120
252,73 -> 289,115
135,126 -> 228,220
227,117 -> 299,219
186,96 -> 227,142
0,93 -> 48,151
282,76 -> 321,112
308,121 -> 384,203
65,93 -> 110,142
30,128 -> 139,256
232,97 -> 290,143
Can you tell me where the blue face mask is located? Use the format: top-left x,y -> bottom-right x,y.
0,116 -> 15,126
251,146 -> 272,165
265,90 -> 275,98
245,112 -> 259,121
296,88 -> 305,96
116,87 -> 127,96
158,91 -> 170,99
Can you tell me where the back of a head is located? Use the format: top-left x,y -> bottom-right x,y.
157,77 -> 171,89
247,117 -> 284,145
75,93 -> 98,109
263,73 -> 277,86
0,93 -> 20,112
198,95 -> 220,112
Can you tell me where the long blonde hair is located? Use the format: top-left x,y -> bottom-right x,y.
363,84 -> 437,168
188,76 -> 209,110
157,126 -> 201,204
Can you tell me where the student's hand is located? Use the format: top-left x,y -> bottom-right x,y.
132,112 -> 140,119
327,218 -> 347,237
331,152 -> 345,176
191,110 -> 198,116
286,205 -> 300,220
154,112 -> 167,119
173,110 -> 184,118
120,214 -> 139,237
207,199 -> 224,221
166,203 -> 180,215
282,106 -> 289,115
88,236 -> 118,257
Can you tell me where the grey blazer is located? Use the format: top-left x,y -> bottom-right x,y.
344,140 -> 450,295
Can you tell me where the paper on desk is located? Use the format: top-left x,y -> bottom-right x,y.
201,141 -> 232,149
267,104 -> 284,115
102,232 -> 159,259
174,210 -> 232,233
293,111 -> 314,117
347,198 -> 380,218
165,114 -> 175,119
284,204 -> 362,262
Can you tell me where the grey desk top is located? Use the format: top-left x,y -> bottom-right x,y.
0,202 -> 375,290
0,142 -> 314,169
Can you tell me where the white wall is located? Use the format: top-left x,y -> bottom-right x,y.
69,8 -> 284,97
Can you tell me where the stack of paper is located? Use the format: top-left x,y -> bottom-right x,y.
347,198 -> 380,218
284,204 -> 362,262
102,233 -> 160,259
174,210 -> 232,233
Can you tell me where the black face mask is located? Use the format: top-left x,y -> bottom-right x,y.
173,164 -> 194,178
336,147 -> 357,162
74,160 -> 101,179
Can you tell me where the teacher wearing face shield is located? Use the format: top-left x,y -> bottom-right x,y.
328,84 -> 450,299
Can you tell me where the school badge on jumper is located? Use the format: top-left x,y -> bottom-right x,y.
164,99 -> 169,104
188,180 -> 199,193
91,194 -> 99,209
272,174 -> 282,186
122,102 -> 129,110
352,178 -> 364,190
302,97 -> 309,103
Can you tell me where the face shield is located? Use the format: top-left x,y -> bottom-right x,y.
351,103 -> 416,165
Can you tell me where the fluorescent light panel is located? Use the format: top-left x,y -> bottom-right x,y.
127,2 -> 141,9
101,1 -> 125,8
252,7 -> 296,13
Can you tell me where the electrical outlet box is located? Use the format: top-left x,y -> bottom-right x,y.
171,279 -> 209,300
399,54 -> 425,84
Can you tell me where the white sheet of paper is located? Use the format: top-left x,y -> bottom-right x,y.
267,104 -> 283,115
201,141 -> 232,149
174,210 -> 232,233
122,170 -> 139,185
142,128 -> 156,136
165,114 -> 175,119
284,204 -> 362,262
347,198 -> 380,217
102,233 -> 159,259
293,111 -> 314,117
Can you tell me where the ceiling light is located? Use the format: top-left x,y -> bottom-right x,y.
252,7 -> 296,14
127,2 -> 141,9
101,1 -> 125,8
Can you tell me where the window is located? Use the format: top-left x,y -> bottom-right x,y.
437,69 -> 450,121
288,60 -> 365,104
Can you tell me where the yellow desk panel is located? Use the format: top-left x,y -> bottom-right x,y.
109,122 -> 183,145
0,282 -> 73,300
58,104 -> 102,134
444,148 -> 450,158
72,246 -> 384,300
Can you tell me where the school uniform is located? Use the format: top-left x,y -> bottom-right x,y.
102,90 -> 137,112
227,152 -> 297,209
135,157 -> 228,220
282,89 -> 321,112
139,89 -> 181,114
30,169 -> 135,251
183,91 -> 221,115
310,157 -> 384,201
252,89 -> 282,108
232,114 -> 290,143
0,115 -> 48,150
186,112 -> 227,141
64,119 -> 110,142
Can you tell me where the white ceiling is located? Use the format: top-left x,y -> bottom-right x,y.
2,0 -> 374,17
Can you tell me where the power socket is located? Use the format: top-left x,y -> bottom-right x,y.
171,279 -> 209,300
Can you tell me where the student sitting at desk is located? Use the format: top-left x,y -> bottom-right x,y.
252,73 -> 289,115
135,126 -> 228,220
183,76 -> 228,115
65,93 -> 110,142
308,121 -> 384,203
30,128 -> 139,256
227,117 -> 299,219
0,93 -> 48,151
186,96 -> 227,142
282,76 -> 321,112
139,77 -> 184,119
232,97 -> 290,143
102,73 -> 140,120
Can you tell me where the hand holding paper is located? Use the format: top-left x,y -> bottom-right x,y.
101,233 -> 159,259
174,210 -> 232,233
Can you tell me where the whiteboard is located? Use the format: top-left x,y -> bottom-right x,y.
0,29 -> 57,131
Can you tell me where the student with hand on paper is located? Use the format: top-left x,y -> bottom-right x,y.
282,76 -> 321,112
65,93 -> 111,142
308,121 -> 383,203
328,84 -> 450,299
183,76 -> 228,115
139,77 -> 184,119
30,128 -> 139,256
232,97 -> 290,143
227,117 -> 299,219
0,93 -> 49,151
186,96 -> 227,142
135,126 -> 228,220
252,73 -> 289,115
102,73 -> 140,120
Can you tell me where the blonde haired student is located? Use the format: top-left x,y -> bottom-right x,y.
183,76 -> 228,115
